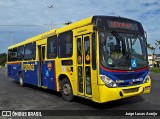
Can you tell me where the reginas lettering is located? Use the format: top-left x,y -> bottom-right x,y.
22,64 -> 35,71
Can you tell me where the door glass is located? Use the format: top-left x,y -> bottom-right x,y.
77,38 -> 82,64
78,66 -> 83,93
42,46 -> 45,61
85,66 -> 92,95
84,36 -> 90,64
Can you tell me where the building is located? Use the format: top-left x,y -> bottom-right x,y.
148,54 -> 160,67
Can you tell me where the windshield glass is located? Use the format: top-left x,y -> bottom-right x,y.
99,31 -> 148,70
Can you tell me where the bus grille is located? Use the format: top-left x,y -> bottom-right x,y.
122,87 -> 139,94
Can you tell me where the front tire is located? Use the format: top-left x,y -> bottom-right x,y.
19,73 -> 24,87
61,78 -> 74,102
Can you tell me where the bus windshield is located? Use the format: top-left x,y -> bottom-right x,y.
99,31 -> 148,70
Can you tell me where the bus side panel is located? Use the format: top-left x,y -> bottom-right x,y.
45,60 -> 56,90
22,62 -> 38,86
8,63 -> 21,80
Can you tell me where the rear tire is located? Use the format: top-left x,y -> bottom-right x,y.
19,73 -> 24,87
61,78 -> 74,102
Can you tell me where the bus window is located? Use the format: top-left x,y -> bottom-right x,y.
8,49 -> 12,62
24,42 -> 36,60
8,49 -> 17,62
58,31 -> 73,58
47,36 -> 57,59
17,46 -> 24,61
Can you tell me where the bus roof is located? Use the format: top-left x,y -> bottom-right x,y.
8,16 -> 143,49
8,16 -> 93,49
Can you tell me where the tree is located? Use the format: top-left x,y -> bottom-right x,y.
147,40 -> 160,66
0,53 -> 7,66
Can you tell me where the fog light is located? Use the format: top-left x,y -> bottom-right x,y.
145,86 -> 150,90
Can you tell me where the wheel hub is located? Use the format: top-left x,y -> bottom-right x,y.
63,84 -> 71,95
20,77 -> 23,85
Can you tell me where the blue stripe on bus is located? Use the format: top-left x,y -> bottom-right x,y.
8,60 -> 57,90
100,67 -> 149,87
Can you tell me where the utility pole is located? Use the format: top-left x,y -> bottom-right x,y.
10,31 -> 13,45
47,5 -> 54,30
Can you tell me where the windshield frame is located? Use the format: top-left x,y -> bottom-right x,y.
99,30 -> 148,71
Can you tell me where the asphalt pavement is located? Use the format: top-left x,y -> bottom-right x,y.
0,67 -> 160,119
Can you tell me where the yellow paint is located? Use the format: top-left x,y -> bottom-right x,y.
22,63 -> 35,71
98,77 -> 151,103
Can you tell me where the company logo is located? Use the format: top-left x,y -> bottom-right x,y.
116,80 -> 124,84
47,62 -> 52,71
22,64 -> 35,71
1,111 -> 42,117
2,111 -> 11,116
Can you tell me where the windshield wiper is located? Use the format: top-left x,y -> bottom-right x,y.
111,30 -> 123,42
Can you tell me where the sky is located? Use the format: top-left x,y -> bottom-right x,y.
0,0 -> 160,53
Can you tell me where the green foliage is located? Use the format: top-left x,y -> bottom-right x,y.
150,67 -> 160,73
0,53 -> 7,66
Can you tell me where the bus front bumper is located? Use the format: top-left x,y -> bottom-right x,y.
98,78 -> 151,103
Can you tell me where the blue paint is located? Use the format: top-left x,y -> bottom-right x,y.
8,63 -> 21,80
22,62 -> 38,86
8,60 -> 57,91
41,62 -> 47,87
45,61 -> 56,90
100,66 -> 149,87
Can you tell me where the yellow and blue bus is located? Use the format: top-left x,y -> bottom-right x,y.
7,16 -> 151,103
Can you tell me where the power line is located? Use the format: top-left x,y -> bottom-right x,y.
0,25 -> 47,27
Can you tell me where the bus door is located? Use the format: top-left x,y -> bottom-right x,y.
77,34 -> 92,97
38,45 -> 47,88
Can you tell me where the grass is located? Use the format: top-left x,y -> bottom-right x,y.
149,67 -> 160,73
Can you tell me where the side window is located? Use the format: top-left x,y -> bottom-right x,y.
47,36 -> 57,59
24,42 -> 36,60
8,49 -> 17,62
17,46 -> 24,61
8,49 -> 12,62
58,31 -> 73,58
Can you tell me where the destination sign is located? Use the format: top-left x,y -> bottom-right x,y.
108,21 -> 138,31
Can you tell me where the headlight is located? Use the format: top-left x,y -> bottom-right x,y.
143,75 -> 150,83
100,75 -> 117,88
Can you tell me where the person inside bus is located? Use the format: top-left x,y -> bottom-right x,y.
110,45 -> 123,59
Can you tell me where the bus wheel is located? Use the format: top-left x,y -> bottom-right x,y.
19,73 -> 24,87
61,78 -> 74,102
